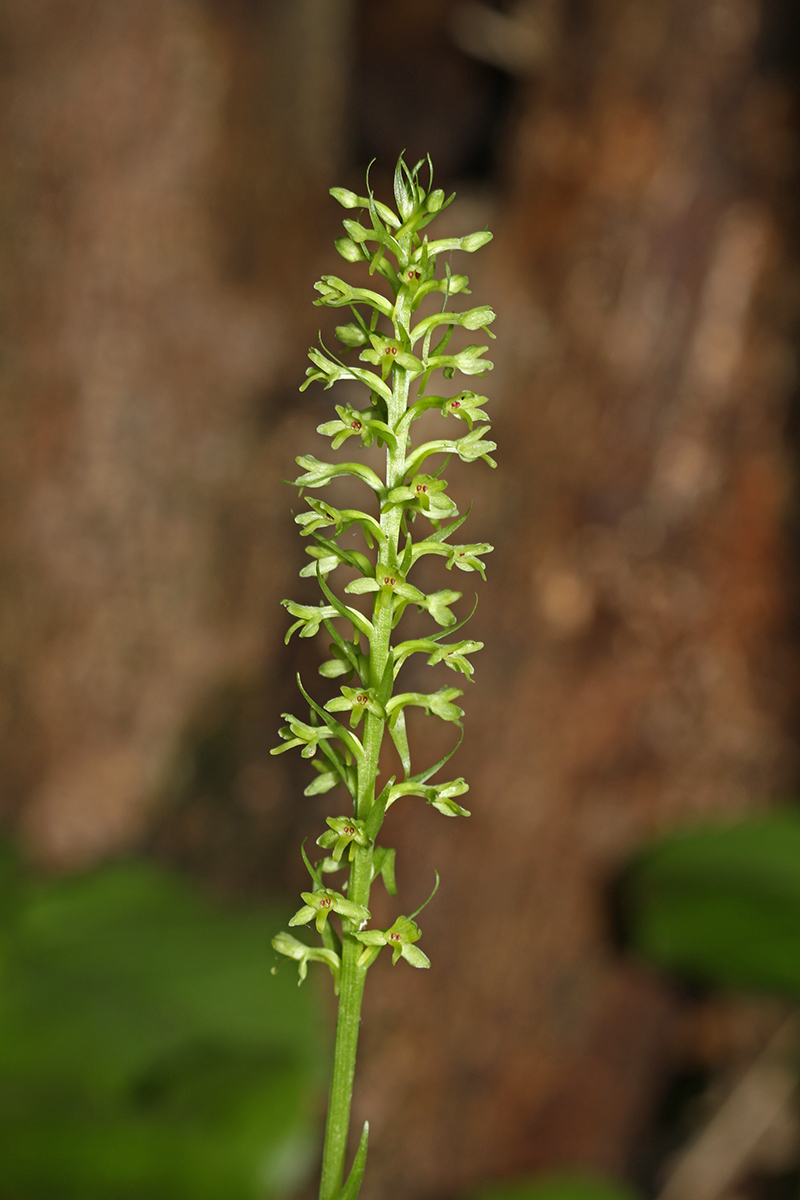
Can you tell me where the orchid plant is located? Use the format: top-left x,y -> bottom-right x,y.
271,155 -> 496,1200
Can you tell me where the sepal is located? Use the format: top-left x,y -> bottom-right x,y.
303,762 -> 340,796
420,589 -> 462,627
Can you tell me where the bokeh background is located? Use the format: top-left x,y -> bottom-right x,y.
1,1 -> 799,1198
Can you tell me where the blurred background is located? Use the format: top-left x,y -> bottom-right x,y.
1,0 -> 799,1198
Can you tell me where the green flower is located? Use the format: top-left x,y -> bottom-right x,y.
289,888 -> 370,935
355,916 -> 430,969
272,931 -> 341,989
427,639 -> 484,678
271,713 -> 334,759
359,334 -> 423,381
325,685 -> 386,729
317,404 -> 395,451
281,600 -> 339,642
390,777 -> 470,817
386,687 -> 464,727
317,816 -> 371,863
441,391 -> 490,429
387,474 -> 458,521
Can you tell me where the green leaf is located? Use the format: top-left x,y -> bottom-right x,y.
336,1120 -> 369,1200
409,730 -> 464,787
387,707 -> 411,778
316,568 -> 374,640
621,812 -> 800,998
371,847 -> 397,897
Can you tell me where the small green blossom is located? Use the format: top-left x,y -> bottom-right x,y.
355,916 -> 430,969
325,685 -> 386,729
282,600 -> 339,642
272,931 -> 341,989
387,473 -> 458,521
289,888 -> 370,935
441,391 -> 490,429
271,713 -> 334,759
317,816 -> 371,862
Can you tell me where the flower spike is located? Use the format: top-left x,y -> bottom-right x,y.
272,155 -> 496,1200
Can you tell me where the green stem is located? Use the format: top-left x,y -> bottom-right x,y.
318,366 -> 410,1200
318,854 -> 371,1200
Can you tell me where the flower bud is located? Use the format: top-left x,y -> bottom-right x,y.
426,189 -> 445,213
334,236 -> 365,263
330,187 -> 361,209
343,219 -> 370,243
460,305 -> 496,330
461,230 -> 493,252
335,323 -> 368,347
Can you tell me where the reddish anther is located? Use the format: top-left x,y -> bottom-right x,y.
319,897 -> 333,909
357,694 -> 368,705
415,484 -> 427,494
383,576 -> 395,586
388,932 -> 401,941
343,826 -> 355,836
351,420 -> 362,430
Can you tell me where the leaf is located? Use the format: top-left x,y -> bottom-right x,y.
621,812 -> 800,998
371,847 -> 397,897
410,730 -> 464,787
388,707 -> 411,779
316,568 -> 374,640
336,1120 -> 369,1200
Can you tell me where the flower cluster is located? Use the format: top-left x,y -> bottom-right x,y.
272,157 -> 495,996
270,155 -> 496,1200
